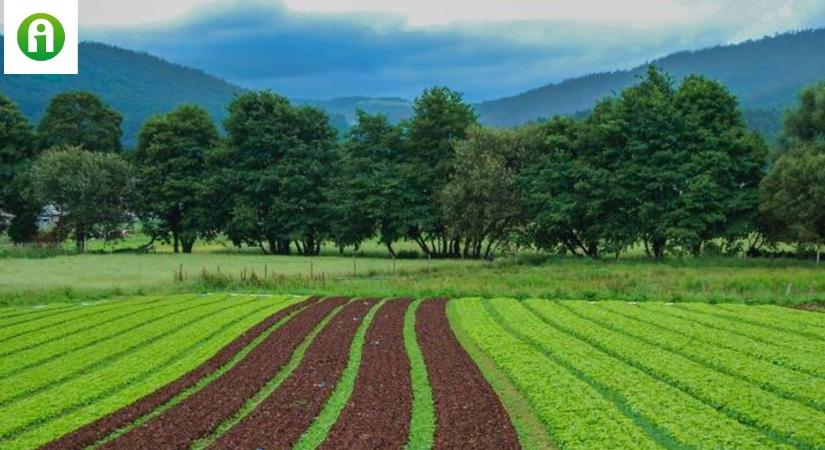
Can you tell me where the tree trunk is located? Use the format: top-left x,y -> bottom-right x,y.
652,237 -> 667,260
173,231 -> 180,254
385,243 -> 396,258
75,228 -> 86,253
182,238 -> 195,254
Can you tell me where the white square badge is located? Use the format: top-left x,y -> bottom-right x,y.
4,0 -> 78,74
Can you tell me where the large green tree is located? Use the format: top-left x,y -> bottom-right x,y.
331,111 -> 412,255
761,81 -> 825,247
37,92 -> 123,152
0,94 -> 38,242
218,92 -> 338,255
442,125 -> 540,259
134,105 -> 219,253
29,147 -> 135,251
403,86 -> 477,256
522,106 -> 634,259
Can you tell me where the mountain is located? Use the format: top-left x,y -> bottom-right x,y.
0,38 -> 244,147
477,28 -> 825,136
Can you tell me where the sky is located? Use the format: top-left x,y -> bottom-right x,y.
12,0 -> 825,100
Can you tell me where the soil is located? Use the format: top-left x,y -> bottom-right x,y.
211,299 -> 377,449
97,297 -> 346,450
319,299 -> 413,450
40,296 -> 317,450
416,298 -> 520,450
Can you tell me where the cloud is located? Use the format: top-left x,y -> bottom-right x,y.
81,1 -> 825,100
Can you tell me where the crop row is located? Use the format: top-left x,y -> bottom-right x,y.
524,299 -> 825,449
0,295 -> 201,379
603,302 -> 825,378
449,298 -> 658,449
563,302 -> 825,411
679,303 -> 825,341
0,295 -> 301,449
0,295 -> 231,406
646,303 -> 824,356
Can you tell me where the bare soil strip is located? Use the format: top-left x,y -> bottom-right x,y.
95,297 -> 345,450
416,298 -> 520,450
319,299 -> 413,450
40,297 -> 316,450
212,299 -> 377,450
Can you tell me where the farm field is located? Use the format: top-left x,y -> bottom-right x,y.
1,294 -> 823,449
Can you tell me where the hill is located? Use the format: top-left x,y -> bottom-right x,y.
0,38 -> 244,147
476,29 -> 825,136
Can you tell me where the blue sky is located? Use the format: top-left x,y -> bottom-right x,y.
65,0 -> 825,100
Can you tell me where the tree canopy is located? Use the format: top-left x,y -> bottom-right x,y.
37,92 -> 123,153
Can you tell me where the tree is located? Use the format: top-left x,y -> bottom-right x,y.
760,146 -> 825,246
37,92 -> 123,152
218,92 -> 338,255
522,108 -> 634,259
134,105 -> 219,253
442,125 -> 540,259
671,75 -> 767,255
782,80 -> 825,146
761,81 -> 825,247
404,86 -> 477,256
30,147 -> 135,251
331,111 -> 411,255
0,94 -> 38,242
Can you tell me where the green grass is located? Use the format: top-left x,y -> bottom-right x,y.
0,294 -> 302,449
294,299 -> 383,450
2,252 -> 823,308
404,299 -> 435,450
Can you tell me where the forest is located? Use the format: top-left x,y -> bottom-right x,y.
0,66 -> 823,260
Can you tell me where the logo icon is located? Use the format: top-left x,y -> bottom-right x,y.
17,13 -> 66,61
4,0 -> 78,75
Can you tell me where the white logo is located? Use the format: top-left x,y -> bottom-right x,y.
4,0 -> 78,74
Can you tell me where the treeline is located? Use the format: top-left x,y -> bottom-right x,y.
0,67 -> 822,259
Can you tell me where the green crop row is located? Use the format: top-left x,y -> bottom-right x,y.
0,296 -> 202,379
0,295 -> 232,405
605,302 -> 825,378
490,298 -> 785,449
681,303 -> 825,341
0,295 -> 301,449
525,300 -> 825,449
0,296 -> 169,358
564,302 -> 825,411
403,299 -> 435,450
451,298 -> 660,450
294,299 -> 383,450
715,304 -> 825,328
663,304 -> 825,355
0,298 -> 154,342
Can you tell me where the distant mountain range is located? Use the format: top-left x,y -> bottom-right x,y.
2,28 -> 824,145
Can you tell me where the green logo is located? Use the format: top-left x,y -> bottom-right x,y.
17,13 -> 65,61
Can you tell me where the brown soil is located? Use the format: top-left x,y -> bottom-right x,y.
416,298 -> 520,450
212,299 -> 377,450
40,296 -> 317,450
319,299 -> 412,450
97,297 -> 346,450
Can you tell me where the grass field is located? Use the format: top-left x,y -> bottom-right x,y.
2,294 -> 823,449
